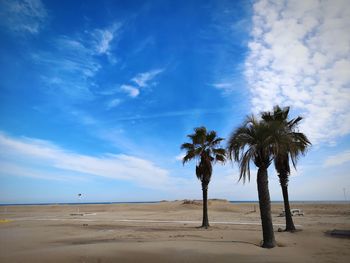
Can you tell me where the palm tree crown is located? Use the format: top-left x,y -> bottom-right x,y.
227,115 -> 278,181
181,126 -> 226,183
261,105 -> 311,175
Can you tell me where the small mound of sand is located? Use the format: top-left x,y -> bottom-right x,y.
181,199 -> 230,206
182,200 -> 202,205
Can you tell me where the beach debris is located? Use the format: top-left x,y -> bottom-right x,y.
326,229 -> 350,238
279,209 -> 304,217
83,212 -> 97,216
245,205 -> 257,214
70,212 -> 96,216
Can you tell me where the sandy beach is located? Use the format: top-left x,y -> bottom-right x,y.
0,200 -> 349,263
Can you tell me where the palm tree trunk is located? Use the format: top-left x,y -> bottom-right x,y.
201,182 -> 209,228
257,167 -> 276,248
279,175 -> 296,232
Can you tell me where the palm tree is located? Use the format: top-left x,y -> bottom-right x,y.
181,126 -> 226,228
261,106 -> 311,232
227,115 -> 279,248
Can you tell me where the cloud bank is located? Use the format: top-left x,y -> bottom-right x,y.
245,0 -> 350,144
0,132 -> 171,189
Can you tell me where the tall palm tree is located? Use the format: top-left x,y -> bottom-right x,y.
262,106 -> 311,232
227,115 -> 280,248
181,126 -> 226,228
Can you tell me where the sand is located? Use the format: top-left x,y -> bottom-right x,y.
0,200 -> 349,262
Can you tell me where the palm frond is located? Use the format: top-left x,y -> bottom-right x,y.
182,151 -> 196,165
180,143 -> 194,151
287,116 -> 303,129
210,137 -> 224,146
215,154 -> 226,163
212,148 -> 226,156
262,105 -> 311,174
206,130 -> 217,144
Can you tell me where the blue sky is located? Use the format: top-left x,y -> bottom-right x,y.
0,0 -> 349,203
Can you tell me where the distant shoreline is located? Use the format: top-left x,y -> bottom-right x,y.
0,200 -> 349,206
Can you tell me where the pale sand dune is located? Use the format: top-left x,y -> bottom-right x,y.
0,201 -> 349,262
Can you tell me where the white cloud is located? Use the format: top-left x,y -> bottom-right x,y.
245,0 -> 350,144
91,23 -> 121,63
131,69 -> 164,88
212,82 -> 236,94
0,0 -> 47,34
95,30 -> 113,54
213,83 -> 232,89
120,84 -> 140,98
118,69 -> 164,99
106,98 -> 122,109
324,150 -> 350,167
0,132 -> 171,189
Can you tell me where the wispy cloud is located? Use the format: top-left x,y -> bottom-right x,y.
131,69 -> 164,88
40,36 -> 101,77
32,23 -> 121,101
324,150 -> 350,167
91,23 -> 121,63
0,0 -> 47,34
106,98 -> 122,110
70,110 -> 97,125
120,84 -> 140,98
33,41 -> 99,100
112,107 -> 232,122
132,36 -> 155,54
245,0 -> 350,144
212,82 -> 237,94
0,132 -> 171,189
0,161 -> 87,182
118,69 -> 164,99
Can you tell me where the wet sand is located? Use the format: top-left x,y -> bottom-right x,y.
0,200 -> 349,262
